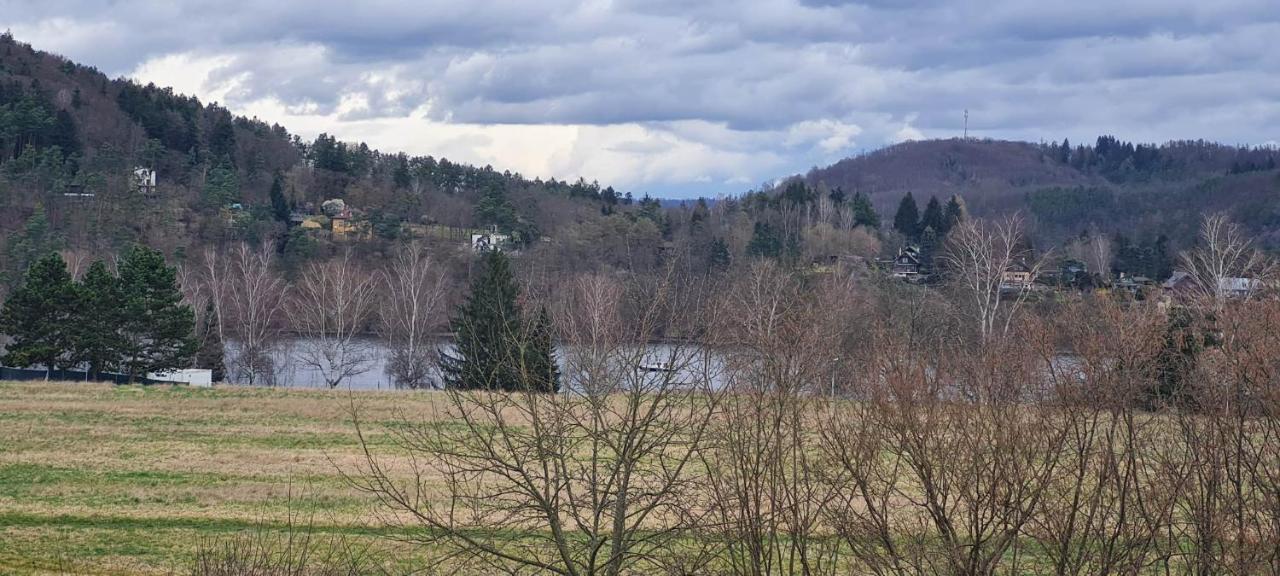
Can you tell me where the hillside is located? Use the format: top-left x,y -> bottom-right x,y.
0,34 -> 651,287
4,32 -> 1280,291
802,137 -> 1280,247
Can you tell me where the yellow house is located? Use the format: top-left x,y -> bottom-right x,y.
332,216 -> 356,236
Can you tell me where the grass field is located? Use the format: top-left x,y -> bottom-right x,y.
0,381 -> 452,575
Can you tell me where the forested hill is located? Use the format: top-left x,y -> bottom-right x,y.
0,34 -> 647,285
802,137 -> 1280,247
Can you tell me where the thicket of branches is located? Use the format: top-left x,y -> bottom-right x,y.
344,215 -> 1280,576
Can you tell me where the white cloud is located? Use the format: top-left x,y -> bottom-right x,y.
9,0 -> 1274,196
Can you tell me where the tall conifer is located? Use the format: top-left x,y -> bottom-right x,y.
0,253 -> 77,375
440,250 -> 524,390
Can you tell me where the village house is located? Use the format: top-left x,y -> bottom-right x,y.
133,167 -> 156,195
471,226 -> 512,252
889,246 -> 923,279
1000,261 -> 1035,291
1163,271 -> 1263,300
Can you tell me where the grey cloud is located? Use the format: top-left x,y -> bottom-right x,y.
6,0 -> 1280,195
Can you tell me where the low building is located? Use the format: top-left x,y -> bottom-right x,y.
1163,271 -> 1263,300
472,227 -> 512,252
1001,261 -> 1035,291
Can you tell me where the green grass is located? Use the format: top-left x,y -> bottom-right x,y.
0,381 -> 453,575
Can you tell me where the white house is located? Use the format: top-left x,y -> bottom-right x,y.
471,228 -> 511,252
133,167 -> 157,194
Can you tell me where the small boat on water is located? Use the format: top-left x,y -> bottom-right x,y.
636,362 -> 677,374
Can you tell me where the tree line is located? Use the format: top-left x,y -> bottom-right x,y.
0,246 -> 195,380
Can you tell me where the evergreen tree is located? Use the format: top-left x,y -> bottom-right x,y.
780,180 -> 813,206
4,207 -> 63,288
0,253 -> 78,374
269,174 -> 290,223
919,226 -> 940,270
1150,235 -> 1174,281
944,194 -> 968,230
828,187 -> 847,206
920,196 -> 946,236
520,306 -> 560,393
474,184 -> 518,231
440,250 -> 525,391
50,109 -> 79,157
851,192 -> 880,229
207,110 -> 237,165
116,246 -> 196,380
747,222 -> 783,259
195,301 -> 225,382
392,153 -> 412,189
709,237 -> 731,269
72,260 -> 123,378
893,192 -> 920,239
203,161 -> 239,207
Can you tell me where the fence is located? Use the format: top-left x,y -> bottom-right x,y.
0,367 -> 160,384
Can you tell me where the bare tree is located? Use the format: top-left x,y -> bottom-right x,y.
941,214 -> 1043,342
291,250 -> 377,388
1181,213 -> 1275,306
378,242 -> 448,389
351,264 -> 724,576
1064,232 -> 1112,282
222,243 -> 289,385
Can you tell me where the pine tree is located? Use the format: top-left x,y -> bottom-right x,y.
4,207 -> 63,289
474,184 -> 517,231
919,226 -> 940,270
893,193 -> 920,239
203,162 -> 239,207
269,174 -> 290,223
116,246 -> 196,381
392,154 -> 412,189
851,192 -> 880,229
73,260 -> 124,378
709,237 -> 731,269
944,194 -> 968,231
0,253 -> 78,375
747,222 -> 783,259
440,250 -> 524,390
520,306 -> 560,393
195,301 -> 225,382
920,196 -> 946,236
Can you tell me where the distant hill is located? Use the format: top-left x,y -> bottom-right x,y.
801,137 -> 1280,247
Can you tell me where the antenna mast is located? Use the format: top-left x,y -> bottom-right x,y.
964,109 -> 969,139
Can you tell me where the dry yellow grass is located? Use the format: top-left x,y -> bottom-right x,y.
0,381 -> 455,575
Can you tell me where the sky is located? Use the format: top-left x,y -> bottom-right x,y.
6,0 -> 1280,198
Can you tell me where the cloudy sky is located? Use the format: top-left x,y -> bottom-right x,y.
7,1 -> 1280,197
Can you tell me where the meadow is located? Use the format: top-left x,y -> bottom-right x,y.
0,381 -> 445,575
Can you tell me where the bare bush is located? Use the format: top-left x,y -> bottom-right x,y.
351,264 -> 723,575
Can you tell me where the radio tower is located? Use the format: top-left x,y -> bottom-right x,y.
964,109 -> 969,140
